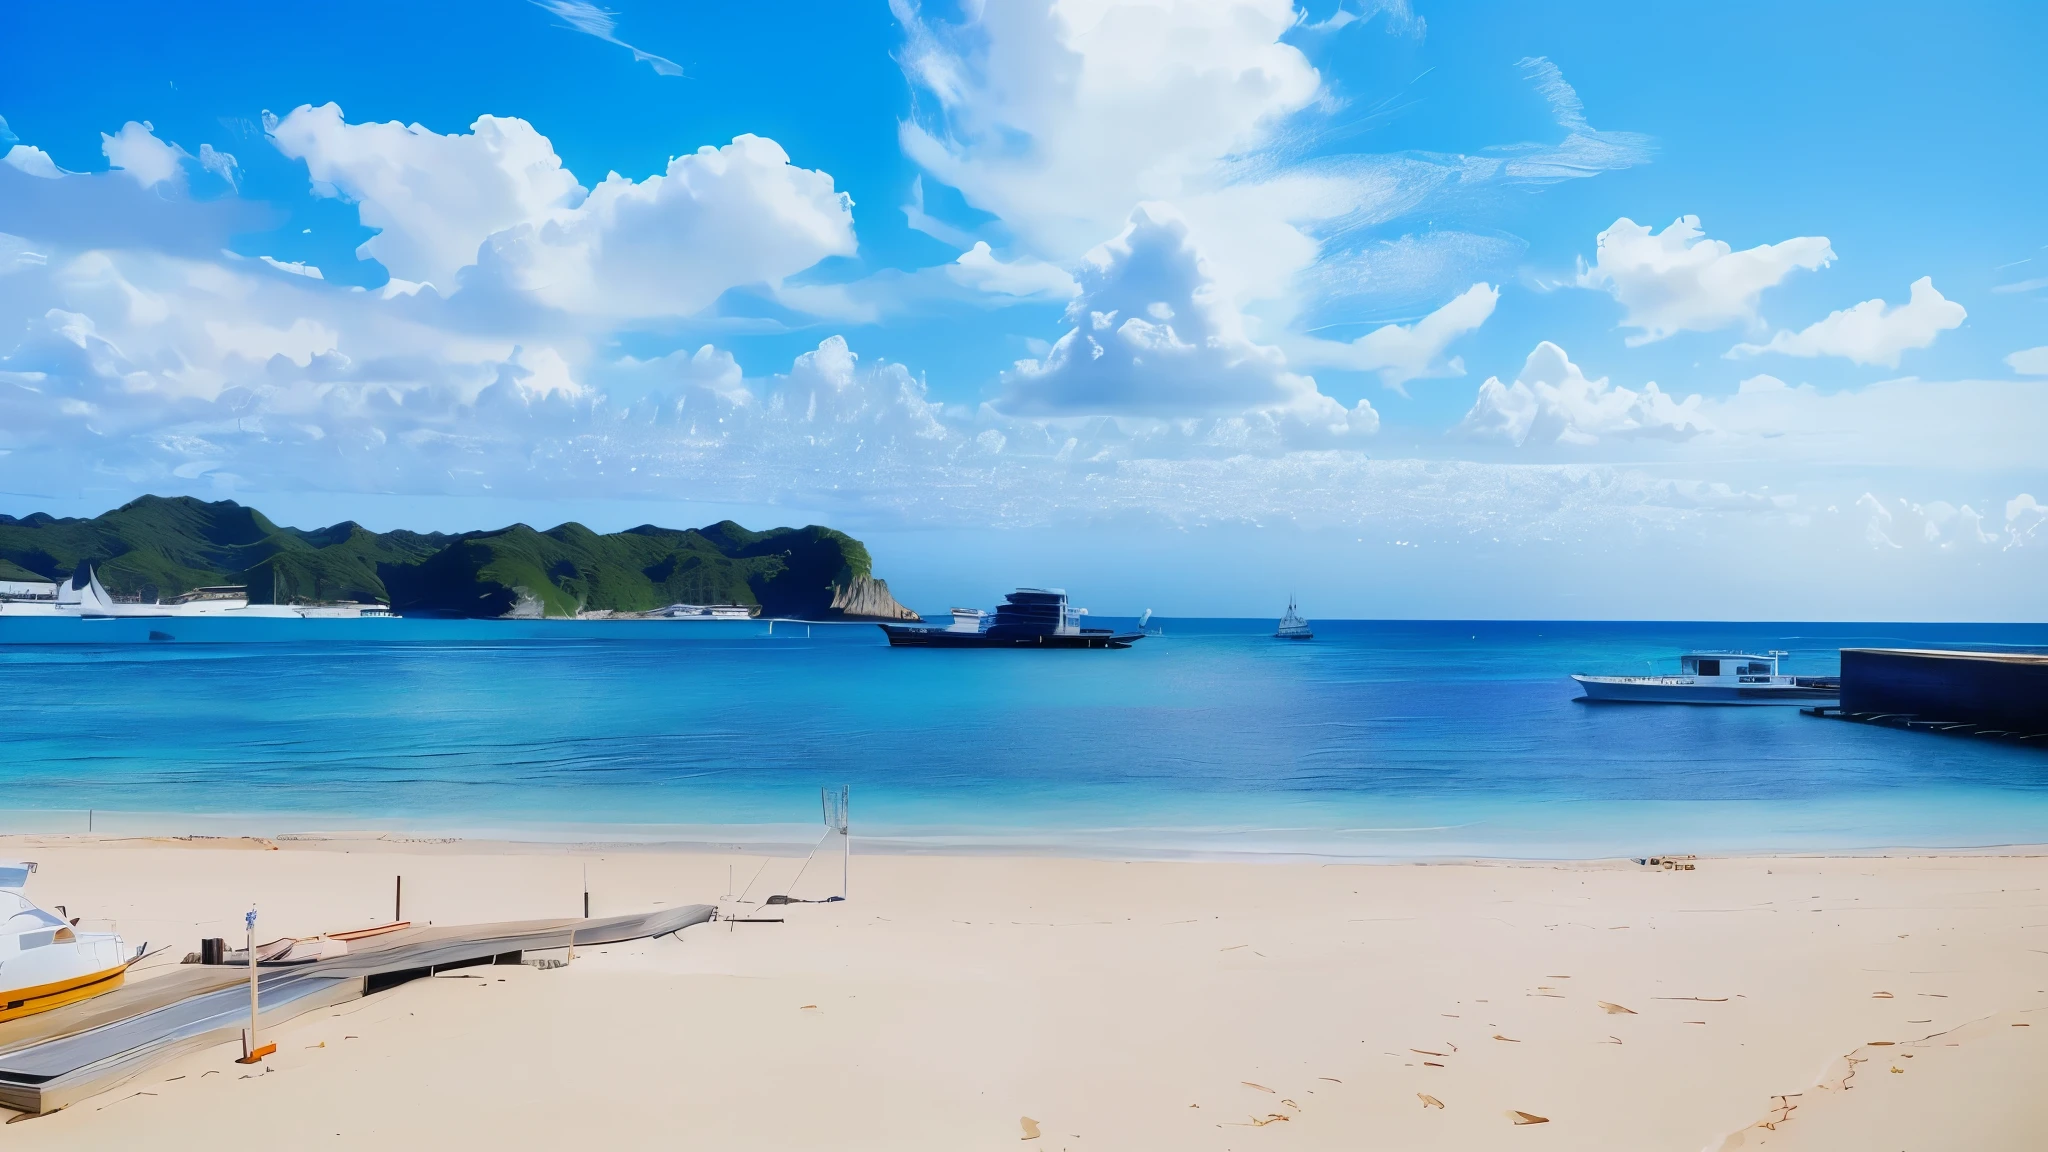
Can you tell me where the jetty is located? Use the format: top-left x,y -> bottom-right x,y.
1806,648 -> 2048,743
0,904 -> 712,1115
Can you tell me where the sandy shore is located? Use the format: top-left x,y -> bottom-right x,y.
2,835 -> 2044,1149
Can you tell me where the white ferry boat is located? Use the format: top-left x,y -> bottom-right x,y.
0,564 -> 394,619
1572,650 -> 1839,705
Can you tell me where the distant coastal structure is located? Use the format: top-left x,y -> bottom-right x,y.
0,495 -> 915,622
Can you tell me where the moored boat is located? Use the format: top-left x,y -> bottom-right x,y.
881,589 -> 1143,648
1572,651 -> 1839,705
1275,597 -> 1313,640
1,861 -> 141,1023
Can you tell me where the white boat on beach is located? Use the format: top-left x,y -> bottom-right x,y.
0,861 -> 141,1023
1572,650 -> 1839,705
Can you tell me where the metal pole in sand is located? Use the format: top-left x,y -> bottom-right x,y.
236,907 -> 274,1063
841,785 -> 850,901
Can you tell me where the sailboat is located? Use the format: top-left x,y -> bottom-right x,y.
0,861 -> 142,1023
1275,597 -> 1313,640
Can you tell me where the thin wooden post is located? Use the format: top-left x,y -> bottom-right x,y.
394,875 -> 403,923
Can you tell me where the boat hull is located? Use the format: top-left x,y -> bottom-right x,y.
0,962 -> 126,1023
880,625 -> 1143,649
1573,675 -> 1838,705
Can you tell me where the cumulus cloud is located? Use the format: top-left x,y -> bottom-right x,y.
998,209 -> 1373,435
896,5 -> 1644,314
1575,216 -> 1833,345
269,105 -> 853,317
946,241 -> 1077,300
268,104 -> 583,290
1458,341 -> 1706,446
475,135 -> 857,319
1292,282 -> 1496,388
895,0 -> 1321,260
1729,276 -> 1966,367
100,121 -> 190,191
2006,346 -> 2048,375
532,0 -> 682,76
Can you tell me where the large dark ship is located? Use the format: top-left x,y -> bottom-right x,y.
880,588 -> 1144,649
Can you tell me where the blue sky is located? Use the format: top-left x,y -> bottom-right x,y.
1,0 -> 2044,617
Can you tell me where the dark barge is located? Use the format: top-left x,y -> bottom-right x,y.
1805,648 -> 2048,744
881,588 -> 1143,649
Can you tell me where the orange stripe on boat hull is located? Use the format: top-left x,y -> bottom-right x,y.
0,964 -> 127,1023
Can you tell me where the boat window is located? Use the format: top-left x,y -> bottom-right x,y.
1744,662 -> 1771,675
1696,659 -> 1721,676
5,907 -> 65,933
0,865 -> 28,889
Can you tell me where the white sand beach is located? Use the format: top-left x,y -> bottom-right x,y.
3,836 -> 2044,1150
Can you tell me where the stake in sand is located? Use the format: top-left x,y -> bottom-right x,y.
236,907 -> 275,1064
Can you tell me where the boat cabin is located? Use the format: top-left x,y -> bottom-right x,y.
1679,651 -> 1785,682
988,588 -> 1084,637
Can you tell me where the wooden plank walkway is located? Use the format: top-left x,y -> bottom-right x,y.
0,904 -> 713,1115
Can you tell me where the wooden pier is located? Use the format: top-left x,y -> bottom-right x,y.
0,904 -> 713,1115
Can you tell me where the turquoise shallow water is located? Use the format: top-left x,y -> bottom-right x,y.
1,618 -> 2045,857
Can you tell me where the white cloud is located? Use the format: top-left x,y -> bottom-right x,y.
258,256 -> 323,279
1506,57 -> 1657,182
894,0 -> 1321,260
268,104 -> 583,291
196,144 -> 239,188
478,135 -> 857,319
1575,216 -> 1833,345
892,6 -> 1647,389
4,145 -> 64,179
2008,494 -> 2048,548
1730,277 -> 1966,367
901,174 -> 976,248
2006,346 -> 2048,375
1458,341 -> 1706,446
999,208 -> 1373,435
532,0 -> 682,77
269,105 -> 853,318
946,242 -> 1077,300
1291,282 -> 1497,388
203,317 -> 340,367
100,121 -> 189,191
1854,492 -> 1901,548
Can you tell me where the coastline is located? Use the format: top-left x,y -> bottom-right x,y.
11,794 -> 2048,863
5,835 -> 2044,1148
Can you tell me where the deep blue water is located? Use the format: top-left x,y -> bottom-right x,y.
2,618 -> 2046,856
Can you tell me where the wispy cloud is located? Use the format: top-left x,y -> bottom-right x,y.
532,1 -> 682,77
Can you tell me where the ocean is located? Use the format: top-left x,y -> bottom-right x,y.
2,618 -> 2045,858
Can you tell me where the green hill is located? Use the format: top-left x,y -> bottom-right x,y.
0,496 -> 915,620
